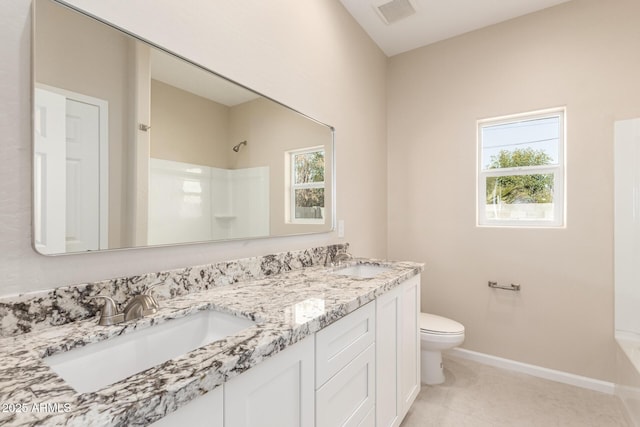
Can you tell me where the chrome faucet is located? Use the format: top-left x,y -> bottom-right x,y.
334,251 -> 353,265
325,250 -> 353,267
90,285 -> 161,326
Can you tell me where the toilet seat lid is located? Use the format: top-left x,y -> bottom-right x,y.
420,313 -> 464,335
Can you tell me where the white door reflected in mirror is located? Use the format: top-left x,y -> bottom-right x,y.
34,86 -> 109,254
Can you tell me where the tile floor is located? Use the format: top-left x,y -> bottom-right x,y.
401,354 -> 630,427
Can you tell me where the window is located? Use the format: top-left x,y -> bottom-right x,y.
477,108 -> 565,227
288,147 -> 325,224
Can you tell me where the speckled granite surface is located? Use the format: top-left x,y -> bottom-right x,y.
0,252 -> 422,426
0,245 -> 347,338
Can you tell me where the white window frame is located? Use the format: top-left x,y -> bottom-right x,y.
288,146 -> 325,225
477,107 -> 566,228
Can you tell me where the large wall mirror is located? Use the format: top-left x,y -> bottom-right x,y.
32,0 -> 335,255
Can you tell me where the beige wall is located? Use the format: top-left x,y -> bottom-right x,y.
34,0 -> 131,247
0,0 -> 386,295
387,0 -> 640,382
150,79 -> 232,168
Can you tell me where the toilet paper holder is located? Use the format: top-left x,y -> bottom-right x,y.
488,281 -> 521,292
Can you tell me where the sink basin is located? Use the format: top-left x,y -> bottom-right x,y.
331,264 -> 392,278
44,310 -> 255,393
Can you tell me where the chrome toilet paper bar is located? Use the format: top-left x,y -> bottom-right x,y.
488,281 -> 521,291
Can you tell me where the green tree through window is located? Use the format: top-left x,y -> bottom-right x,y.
486,148 -> 553,204
293,150 -> 325,218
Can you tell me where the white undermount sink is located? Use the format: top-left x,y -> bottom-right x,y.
44,310 -> 255,393
331,264 -> 392,278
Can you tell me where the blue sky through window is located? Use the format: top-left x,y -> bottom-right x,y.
481,116 -> 560,169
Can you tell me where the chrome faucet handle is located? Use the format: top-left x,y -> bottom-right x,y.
143,283 -> 161,295
123,295 -> 159,321
122,284 -> 163,322
89,295 -> 124,326
123,297 -> 144,321
142,283 -> 162,310
139,294 -> 159,314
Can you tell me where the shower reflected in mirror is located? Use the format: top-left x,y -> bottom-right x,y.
232,141 -> 247,152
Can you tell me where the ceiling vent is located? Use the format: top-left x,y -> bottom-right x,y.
374,0 -> 417,25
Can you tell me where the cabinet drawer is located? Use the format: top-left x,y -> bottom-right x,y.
315,302 -> 375,386
316,343 -> 375,427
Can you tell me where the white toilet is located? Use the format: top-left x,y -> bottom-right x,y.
420,312 -> 465,385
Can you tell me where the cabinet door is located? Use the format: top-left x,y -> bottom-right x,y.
225,336 -> 314,427
150,385 -> 223,427
375,274 -> 422,427
316,344 -> 375,427
375,285 -> 402,427
399,275 -> 421,414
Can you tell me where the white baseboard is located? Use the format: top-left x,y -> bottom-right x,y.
447,347 -> 615,395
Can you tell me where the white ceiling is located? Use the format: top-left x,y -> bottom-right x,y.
339,0 -> 572,56
151,49 -> 259,106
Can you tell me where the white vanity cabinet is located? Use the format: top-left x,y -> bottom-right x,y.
150,274 -> 420,427
315,302 -> 376,427
225,335 -> 315,427
375,274 -> 421,427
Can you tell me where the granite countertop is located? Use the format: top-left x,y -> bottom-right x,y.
0,259 -> 422,427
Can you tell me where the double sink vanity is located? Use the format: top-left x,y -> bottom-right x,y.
13,2 -> 426,425
0,247 -> 423,426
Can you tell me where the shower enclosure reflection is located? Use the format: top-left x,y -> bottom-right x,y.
32,0 -> 334,255
148,160 -> 269,245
